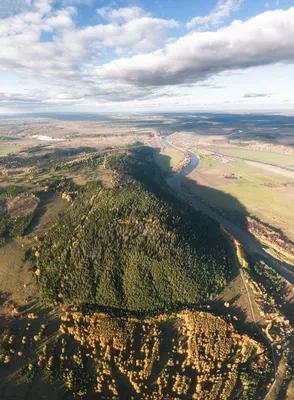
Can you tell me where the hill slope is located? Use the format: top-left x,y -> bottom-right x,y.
37,178 -> 231,312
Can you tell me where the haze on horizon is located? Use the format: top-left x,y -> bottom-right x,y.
1,0 -> 294,114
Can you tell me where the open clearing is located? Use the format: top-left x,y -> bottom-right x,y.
6,194 -> 39,218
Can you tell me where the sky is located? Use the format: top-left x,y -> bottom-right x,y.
0,0 -> 294,114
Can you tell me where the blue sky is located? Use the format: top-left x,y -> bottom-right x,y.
0,0 -> 294,113
59,1 -> 292,26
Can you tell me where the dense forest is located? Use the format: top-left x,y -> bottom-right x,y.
36,148 -> 231,313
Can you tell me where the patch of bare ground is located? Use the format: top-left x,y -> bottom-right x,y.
97,164 -> 117,189
6,194 -> 39,219
271,185 -> 294,198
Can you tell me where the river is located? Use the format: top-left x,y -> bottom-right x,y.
162,135 -> 294,285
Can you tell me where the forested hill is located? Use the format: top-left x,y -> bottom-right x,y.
36,148 -> 231,314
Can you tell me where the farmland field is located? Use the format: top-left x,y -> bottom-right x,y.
185,155 -> 294,240
211,147 -> 294,168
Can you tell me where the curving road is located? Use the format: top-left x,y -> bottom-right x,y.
162,135 -> 294,285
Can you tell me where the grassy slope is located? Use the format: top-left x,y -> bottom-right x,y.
0,240 -> 36,304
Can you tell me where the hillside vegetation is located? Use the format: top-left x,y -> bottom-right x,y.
0,308 -> 271,400
0,190 -> 39,243
36,149 -> 231,313
37,183 -> 230,312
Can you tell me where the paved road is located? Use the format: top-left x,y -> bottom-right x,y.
163,135 -> 294,285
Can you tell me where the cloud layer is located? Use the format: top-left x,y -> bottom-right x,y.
0,1 -> 178,81
1,1 -> 294,109
94,8 -> 294,86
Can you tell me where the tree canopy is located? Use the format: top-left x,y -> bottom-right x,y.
37,176 -> 231,313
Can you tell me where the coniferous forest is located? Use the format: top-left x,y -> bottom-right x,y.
37,148 -> 231,313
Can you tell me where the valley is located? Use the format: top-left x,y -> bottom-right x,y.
0,113 -> 293,399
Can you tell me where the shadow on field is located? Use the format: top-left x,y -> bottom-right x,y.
153,147 -> 172,173
25,191 -> 65,236
182,176 -> 249,228
183,177 -> 294,283
0,291 -> 11,307
25,192 -> 52,235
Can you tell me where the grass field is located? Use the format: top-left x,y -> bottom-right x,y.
0,239 -> 37,304
213,147 -> 294,168
153,147 -> 184,172
186,156 -> 294,240
0,145 -> 22,156
29,193 -> 69,238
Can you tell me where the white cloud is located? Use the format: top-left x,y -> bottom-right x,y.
0,82 -> 155,108
1,3 -> 294,110
97,6 -> 150,23
94,7 -> 179,53
35,0 -> 54,15
0,4 -> 179,83
243,92 -> 271,98
65,15 -> 179,54
187,0 -> 243,30
43,7 -> 76,30
94,8 -> 294,86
